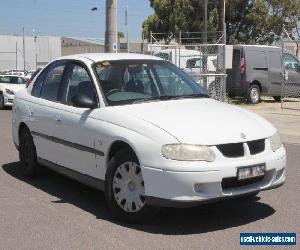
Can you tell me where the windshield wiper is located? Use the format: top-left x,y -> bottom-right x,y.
174,93 -> 209,99
133,95 -> 175,104
133,94 -> 208,104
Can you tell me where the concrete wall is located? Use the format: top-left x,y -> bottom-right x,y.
0,35 -> 61,71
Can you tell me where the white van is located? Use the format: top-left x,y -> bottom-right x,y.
154,49 -> 200,69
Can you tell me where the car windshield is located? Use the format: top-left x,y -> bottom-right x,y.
94,60 -> 208,106
0,76 -> 26,84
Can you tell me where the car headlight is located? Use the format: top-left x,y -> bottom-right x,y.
270,132 -> 282,152
161,144 -> 216,162
5,88 -> 14,95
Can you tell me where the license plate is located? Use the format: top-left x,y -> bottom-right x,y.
237,164 -> 265,180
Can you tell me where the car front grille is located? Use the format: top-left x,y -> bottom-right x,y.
247,139 -> 265,155
222,176 -> 264,189
217,139 -> 265,158
217,143 -> 244,158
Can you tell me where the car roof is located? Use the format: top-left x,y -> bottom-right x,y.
233,44 -> 280,49
57,53 -> 163,62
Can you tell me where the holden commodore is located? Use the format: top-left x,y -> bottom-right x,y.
12,53 -> 286,222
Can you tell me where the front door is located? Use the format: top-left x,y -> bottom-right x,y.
51,62 -> 102,177
283,53 -> 300,96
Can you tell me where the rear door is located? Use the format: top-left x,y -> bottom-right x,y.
29,61 -> 68,163
268,50 -> 283,95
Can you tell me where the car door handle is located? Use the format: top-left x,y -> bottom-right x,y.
53,114 -> 61,122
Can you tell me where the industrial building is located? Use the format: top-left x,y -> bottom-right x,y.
0,35 -> 147,72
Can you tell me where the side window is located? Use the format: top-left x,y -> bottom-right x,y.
62,64 -> 97,106
18,77 -> 26,84
153,64 -> 194,96
283,54 -> 300,71
40,64 -> 66,102
32,69 -> 47,97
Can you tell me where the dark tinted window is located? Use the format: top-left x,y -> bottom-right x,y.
62,64 -> 97,106
40,64 -> 66,102
233,49 -> 241,67
32,69 -> 47,97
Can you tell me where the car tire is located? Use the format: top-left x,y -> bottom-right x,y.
19,127 -> 40,177
247,84 -> 261,104
105,148 -> 159,223
0,93 -> 4,110
273,96 -> 281,102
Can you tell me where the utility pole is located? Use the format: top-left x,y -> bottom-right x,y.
218,0 -> 226,43
125,5 -> 129,52
105,0 -> 118,52
22,27 -> 26,71
15,42 -> 18,70
204,0 -> 208,43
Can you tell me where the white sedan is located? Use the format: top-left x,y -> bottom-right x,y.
12,53 -> 286,222
0,75 -> 27,109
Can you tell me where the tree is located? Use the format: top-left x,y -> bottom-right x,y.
142,0 -> 300,45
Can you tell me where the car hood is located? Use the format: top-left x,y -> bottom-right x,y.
0,83 -> 26,94
107,98 -> 276,145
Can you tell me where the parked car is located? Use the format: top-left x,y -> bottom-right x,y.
226,45 -> 300,104
12,53 -> 286,222
0,75 -> 26,109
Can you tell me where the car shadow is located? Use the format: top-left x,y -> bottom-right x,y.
2,162 -> 276,235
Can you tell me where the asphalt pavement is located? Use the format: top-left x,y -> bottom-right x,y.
0,108 -> 299,250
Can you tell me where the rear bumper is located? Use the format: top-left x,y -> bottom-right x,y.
142,146 -> 286,207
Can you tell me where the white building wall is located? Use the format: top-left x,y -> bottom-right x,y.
0,35 -> 61,71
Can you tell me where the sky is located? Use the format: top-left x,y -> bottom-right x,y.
0,0 -> 153,41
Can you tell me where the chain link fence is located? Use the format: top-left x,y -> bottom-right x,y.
149,32 -> 226,102
281,40 -> 300,111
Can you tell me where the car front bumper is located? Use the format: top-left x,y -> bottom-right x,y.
142,146 -> 286,207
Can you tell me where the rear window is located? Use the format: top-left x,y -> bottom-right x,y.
0,76 -> 26,84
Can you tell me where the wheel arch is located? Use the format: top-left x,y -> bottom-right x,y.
107,140 -> 140,167
251,80 -> 262,92
18,122 -> 29,140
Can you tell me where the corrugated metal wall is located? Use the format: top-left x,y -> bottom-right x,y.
0,35 -> 61,71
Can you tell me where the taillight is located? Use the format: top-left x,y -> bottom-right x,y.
240,57 -> 246,74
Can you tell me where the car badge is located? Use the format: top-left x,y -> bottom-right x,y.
240,133 -> 247,139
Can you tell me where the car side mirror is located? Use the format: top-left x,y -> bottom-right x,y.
295,64 -> 300,73
71,94 -> 97,109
